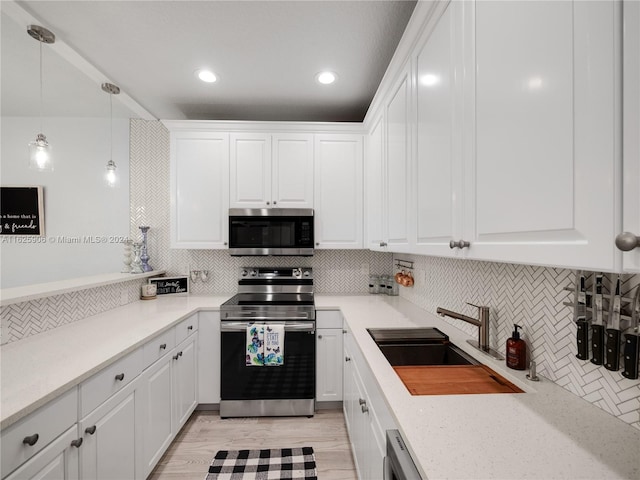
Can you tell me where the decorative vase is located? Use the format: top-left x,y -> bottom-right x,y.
121,239 -> 132,273
130,242 -> 144,274
139,226 -> 153,272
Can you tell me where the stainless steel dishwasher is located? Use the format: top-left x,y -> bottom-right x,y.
385,430 -> 422,479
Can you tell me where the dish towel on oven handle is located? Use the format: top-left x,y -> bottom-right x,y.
264,324 -> 285,366
246,324 -> 264,366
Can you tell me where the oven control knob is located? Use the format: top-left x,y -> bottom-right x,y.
303,270 -> 310,277
250,269 -> 258,277
241,269 -> 248,277
293,268 -> 301,278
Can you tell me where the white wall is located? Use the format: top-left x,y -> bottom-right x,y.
0,116 -> 130,288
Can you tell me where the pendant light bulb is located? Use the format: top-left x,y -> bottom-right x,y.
27,25 -> 55,172
101,83 -> 120,188
29,133 -> 52,171
105,159 -> 118,187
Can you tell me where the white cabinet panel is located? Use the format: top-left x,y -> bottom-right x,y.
230,133 -> 272,208
314,134 -> 363,249
316,328 -> 343,402
386,69 -> 411,250
414,1 -> 464,256
464,0 -> 620,270
621,0 -> 640,272
173,334 -> 198,431
272,134 -> 314,208
170,131 -> 229,249
198,311 -> 221,404
366,114 -> 386,251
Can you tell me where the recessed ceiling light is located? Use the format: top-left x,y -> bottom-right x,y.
316,71 -> 337,85
196,69 -> 217,83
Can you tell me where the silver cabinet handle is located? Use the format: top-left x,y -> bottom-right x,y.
316,242 -> 320,246
345,356 -> 351,362
187,325 -> 193,330
450,239 -> 470,249
318,334 -> 323,339
85,425 -> 97,435
173,351 -> 183,360
379,242 -> 387,247
22,434 -> 39,446
273,201 -> 277,205
224,242 -> 228,246
159,343 -> 167,350
358,398 -> 366,406
266,201 -> 271,205
616,232 -> 640,251
115,373 -> 125,381
70,438 -> 83,448
361,404 -> 369,413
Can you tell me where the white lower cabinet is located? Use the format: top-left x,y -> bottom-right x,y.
316,311 -> 344,403
197,312 -> 221,405
79,380 -> 143,480
173,334 -> 198,430
5,427 -> 80,480
343,329 -> 393,480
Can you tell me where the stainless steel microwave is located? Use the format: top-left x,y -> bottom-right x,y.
228,208 -> 314,256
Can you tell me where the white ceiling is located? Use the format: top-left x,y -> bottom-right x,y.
2,0 -> 417,121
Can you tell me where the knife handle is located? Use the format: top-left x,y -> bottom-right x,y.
605,329 -> 621,371
590,324 -> 605,365
622,334 -> 639,380
576,320 -> 589,360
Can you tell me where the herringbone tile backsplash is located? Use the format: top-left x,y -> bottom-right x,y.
1,119 -> 638,431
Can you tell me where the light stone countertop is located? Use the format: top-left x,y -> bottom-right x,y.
1,294 -> 639,479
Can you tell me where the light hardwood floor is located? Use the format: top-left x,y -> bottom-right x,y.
149,409 -> 357,480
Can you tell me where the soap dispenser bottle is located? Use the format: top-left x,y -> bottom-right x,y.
506,324 -> 527,370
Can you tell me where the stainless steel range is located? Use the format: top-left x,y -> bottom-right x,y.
219,267 -> 315,417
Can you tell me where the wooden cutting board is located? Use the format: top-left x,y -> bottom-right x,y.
393,365 -> 524,395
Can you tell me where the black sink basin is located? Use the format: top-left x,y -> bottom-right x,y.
367,327 -> 479,366
378,343 -> 479,366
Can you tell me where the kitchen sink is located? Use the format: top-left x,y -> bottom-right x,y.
367,327 -> 479,366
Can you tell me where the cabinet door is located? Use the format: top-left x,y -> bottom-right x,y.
386,66 -> 412,252
80,381 -> 142,480
414,1 -> 464,257
621,0 -> 640,272
173,334 -> 198,431
272,134 -> 314,208
466,0 -> 620,270
141,354 -> 173,478
314,134 -> 363,249
316,328 -> 343,402
230,133 -> 272,208
170,131 -> 229,249
198,311 -> 221,404
5,427 -> 79,480
366,114 -> 386,251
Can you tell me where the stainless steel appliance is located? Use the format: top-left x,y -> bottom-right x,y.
219,267 -> 315,417
385,430 -> 422,480
228,208 -> 314,256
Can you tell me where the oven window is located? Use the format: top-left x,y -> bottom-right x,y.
221,330 -> 315,400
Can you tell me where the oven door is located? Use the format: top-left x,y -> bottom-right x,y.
220,321 -> 316,416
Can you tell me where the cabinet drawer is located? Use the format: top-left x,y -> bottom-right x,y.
175,315 -> 198,345
1,388 -> 77,478
143,328 -> 176,368
316,310 -> 343,329
80,348 -> 144,417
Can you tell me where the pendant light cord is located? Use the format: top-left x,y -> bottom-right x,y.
39,39 -> 43,134
110,91 -> 113,160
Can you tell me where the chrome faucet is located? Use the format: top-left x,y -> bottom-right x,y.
436,303 -> 504,360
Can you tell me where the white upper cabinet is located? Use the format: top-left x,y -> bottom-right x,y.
414,1 -> 464,257
230,133 -> 314,209
620,0 -> 640,272
385,66 -> 412,252
365,114 -> 385,251
169,131 -> 229,249
230,133 -> 272,208
462,0 -> 620,270
314,134 -> 363,249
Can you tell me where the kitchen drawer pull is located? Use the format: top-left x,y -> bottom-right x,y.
345,356 -> 351,362
615,232 -> 640,251
361,404 -> 369,413
115,373 -> 125,381
85,425 -> 97,435
266,201 -> 271,205
450,239 -> 471,249
318,334 -> 323,339
358,398 -> 366,406
159,343 -> 167,350
173,351 -> 183,360
70,438 -> 83,448
22,434 -> 39,446
187,325 -> 193,330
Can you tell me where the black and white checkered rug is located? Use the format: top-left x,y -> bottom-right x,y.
205,447 -> 317,480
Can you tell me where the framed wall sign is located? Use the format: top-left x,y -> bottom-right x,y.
148,276 -> 189,295
0,186 -> 45,236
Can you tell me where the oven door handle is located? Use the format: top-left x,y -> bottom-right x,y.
223,312 -> 312,320
221,321 -> 315,333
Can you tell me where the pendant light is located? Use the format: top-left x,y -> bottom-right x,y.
101,82 -> 120,187
27,25 -> 55,171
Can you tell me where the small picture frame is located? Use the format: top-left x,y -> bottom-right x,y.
148,276 -> 189,296
0,186 -> 45,236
